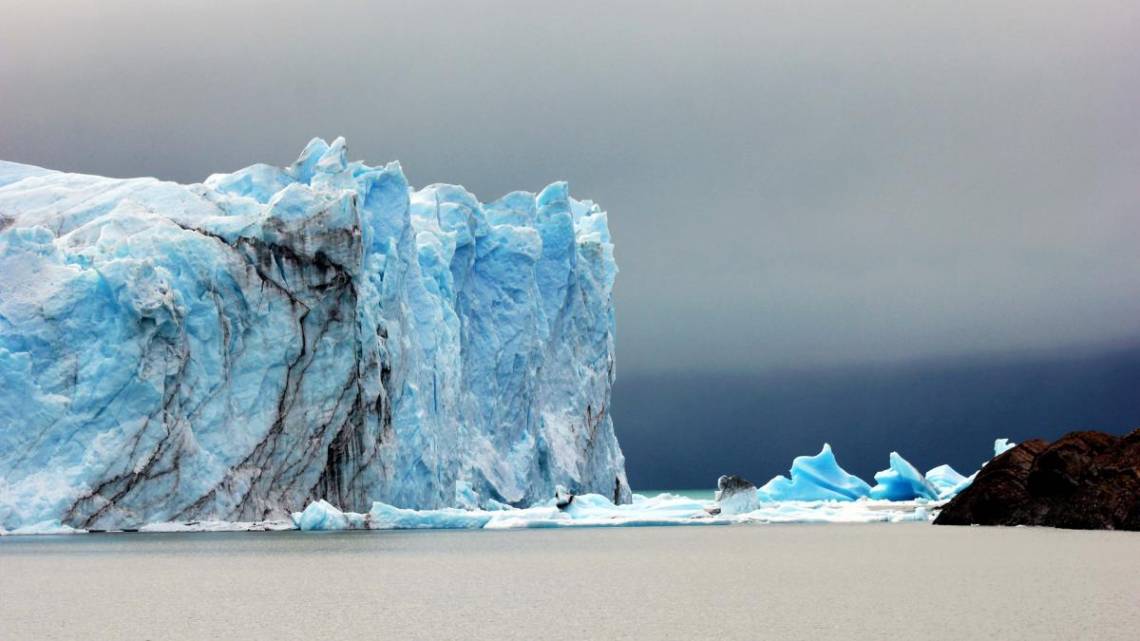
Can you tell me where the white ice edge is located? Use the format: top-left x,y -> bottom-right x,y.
0,493 -> 941,535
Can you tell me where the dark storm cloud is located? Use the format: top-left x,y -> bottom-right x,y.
2,0 -> 1138,375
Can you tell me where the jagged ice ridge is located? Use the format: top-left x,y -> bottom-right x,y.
0,138 -> 629,532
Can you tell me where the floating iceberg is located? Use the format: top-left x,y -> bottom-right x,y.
757,444 -> 872,502
924,464 -> 967,495
295,499 -> 365,531
869,452 -> 938,501
714,475 -> 760,514
993,438 -> 1016,457
0,138 -> 629,532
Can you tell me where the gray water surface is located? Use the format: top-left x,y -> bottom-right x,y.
2,523 -> 1137,641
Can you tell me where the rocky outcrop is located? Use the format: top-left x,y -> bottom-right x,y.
934,430 -> 1140,530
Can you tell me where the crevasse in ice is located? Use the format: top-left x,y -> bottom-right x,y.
0,138 -> 629,531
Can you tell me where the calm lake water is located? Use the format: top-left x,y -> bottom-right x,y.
2,523 -> 1137,641
637,488 -> 716,500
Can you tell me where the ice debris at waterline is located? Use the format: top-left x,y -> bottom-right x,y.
0,138 -> 629,532
273,438 -> 1010,533
148,492 -> 937,534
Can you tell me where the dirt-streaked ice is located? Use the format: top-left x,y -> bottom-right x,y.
0,139 -> 628,532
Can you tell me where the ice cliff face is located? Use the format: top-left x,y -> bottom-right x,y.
0,138 -> 629,530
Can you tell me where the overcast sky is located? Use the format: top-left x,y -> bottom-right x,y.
3,0 -> 1139,376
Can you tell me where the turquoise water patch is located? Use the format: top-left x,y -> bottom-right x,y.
637,489 -> 715,501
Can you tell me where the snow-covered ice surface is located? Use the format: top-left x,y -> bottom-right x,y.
0,139 -> 628,532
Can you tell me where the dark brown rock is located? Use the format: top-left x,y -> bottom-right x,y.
935,429 -> 1140,530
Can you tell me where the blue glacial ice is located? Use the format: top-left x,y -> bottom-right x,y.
756,444 -> 872,502
923,464 -> 966,495
0,138 -> 629,532
869,452 -> 938,501
940,472 -> 977,500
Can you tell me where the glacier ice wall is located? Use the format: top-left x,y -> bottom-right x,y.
0,138 -> 629,530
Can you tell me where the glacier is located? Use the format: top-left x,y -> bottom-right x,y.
0,138 -> 629,532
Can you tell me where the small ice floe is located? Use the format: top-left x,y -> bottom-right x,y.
713,475 -> 759,515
